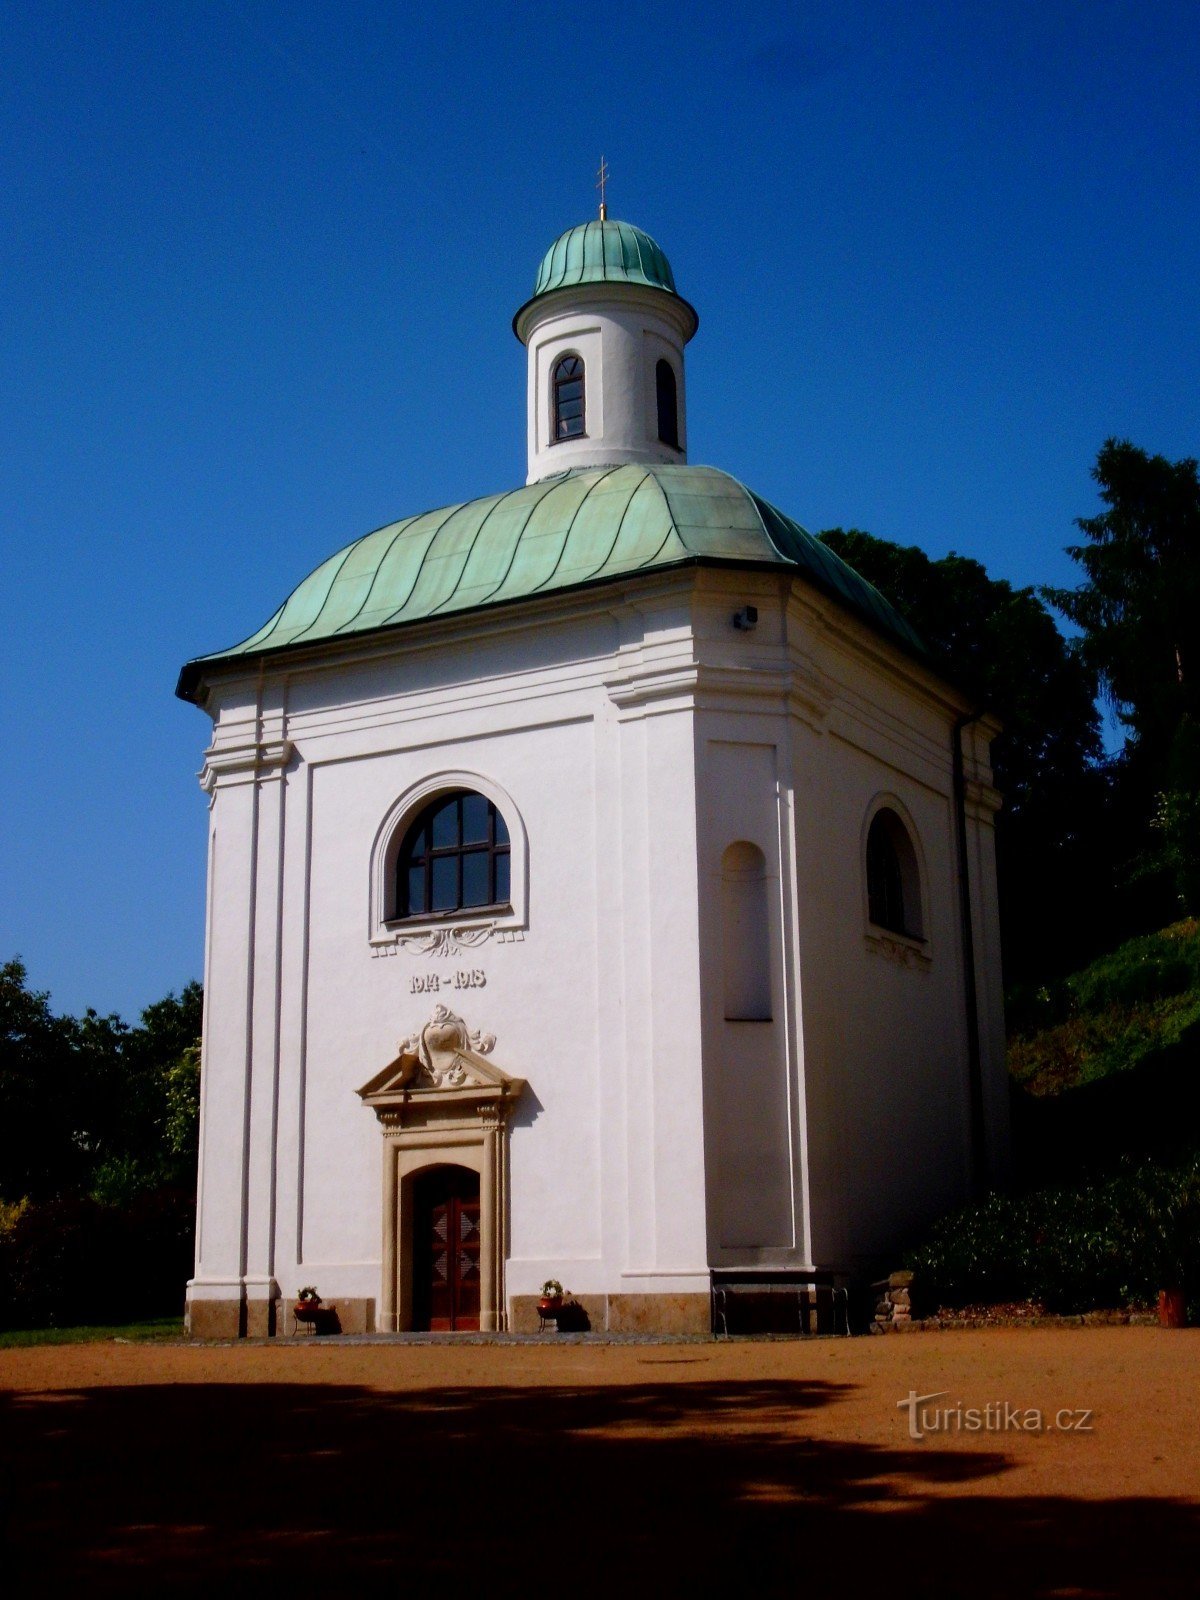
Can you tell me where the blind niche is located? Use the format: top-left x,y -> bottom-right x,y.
721,841 -> 772,1022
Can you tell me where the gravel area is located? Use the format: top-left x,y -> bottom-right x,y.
2,1327 -> 1197,1595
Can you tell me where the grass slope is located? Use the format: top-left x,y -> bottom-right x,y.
1007,919 -> 1200,1097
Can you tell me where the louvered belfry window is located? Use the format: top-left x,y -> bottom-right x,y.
553,354 -> 585,440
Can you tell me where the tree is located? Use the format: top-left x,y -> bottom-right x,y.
1045,439 -> 1199,758
0,965 -> 202,1203
0,960 -> 81,1201
1045,440 -> 1200,911
820,529 -> 1110,981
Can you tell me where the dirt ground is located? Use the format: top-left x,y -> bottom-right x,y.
2,1329 -> 1198,1597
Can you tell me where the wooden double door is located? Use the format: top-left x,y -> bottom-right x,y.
412,1166 -> 482,1331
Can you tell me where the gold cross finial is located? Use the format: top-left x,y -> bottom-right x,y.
596,155 -> 609,221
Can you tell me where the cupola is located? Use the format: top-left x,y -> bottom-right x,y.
514,217 -> 698,484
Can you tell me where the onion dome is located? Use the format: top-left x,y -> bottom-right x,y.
514,218 -> 697,337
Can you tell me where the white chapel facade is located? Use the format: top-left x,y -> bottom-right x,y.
178,213 -> 1008,1338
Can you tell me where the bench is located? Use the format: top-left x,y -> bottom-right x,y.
711,1271 -> 850,1337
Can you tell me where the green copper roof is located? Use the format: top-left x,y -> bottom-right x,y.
177,465 -> 925,701
514,219 -> 698,336
533,219 -> 677,297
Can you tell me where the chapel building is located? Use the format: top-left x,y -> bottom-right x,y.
178,214 -> 1008,1338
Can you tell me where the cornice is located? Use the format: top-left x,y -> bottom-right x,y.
965,777 -> 1004,820
604,657 -> 832,729
199,738 -> 293,795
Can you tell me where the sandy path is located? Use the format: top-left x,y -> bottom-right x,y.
2,1329 -> 1198,1595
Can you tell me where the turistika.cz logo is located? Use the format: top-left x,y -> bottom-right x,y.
897,1390 -> 1094,1441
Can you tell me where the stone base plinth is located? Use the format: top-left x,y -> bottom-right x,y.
278,1298 -> 376,1337
187,1296 -> 377,1339
186,1298 -> 243,1340
509,1292 -> 710,1335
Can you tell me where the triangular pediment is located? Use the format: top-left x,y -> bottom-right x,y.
357,1004 -> 524,1110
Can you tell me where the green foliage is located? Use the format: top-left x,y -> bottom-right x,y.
0,962 -> 202,1203
1007,920 -> 1200,1095
0,965 -> 202,1330
1045,438 -> 1199,759
1134,718 -> 1200,914
164,1041 -> 201,1161
820,529 -> 1103,815
1044,439 -> 1200,913
906,1155 -> 1200,1315
0,959 -> 85,1199
0,1188 -> 194,1330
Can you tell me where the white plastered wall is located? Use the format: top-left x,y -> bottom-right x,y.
519,284 -> 692,482
687,569 -> 1005,1276
187,566 -> 1006,1324
188,577 -> 713,1324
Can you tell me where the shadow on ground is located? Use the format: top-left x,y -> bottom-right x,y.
1,1377 -> 1195,1596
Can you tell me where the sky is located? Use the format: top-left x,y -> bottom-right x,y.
2,0 -> 1198,1021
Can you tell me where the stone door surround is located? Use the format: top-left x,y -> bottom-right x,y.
358,1005 -> 525,1332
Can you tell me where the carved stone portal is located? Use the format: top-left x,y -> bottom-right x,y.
357,1007 -> 525,1332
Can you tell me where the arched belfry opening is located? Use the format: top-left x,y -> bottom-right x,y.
513,216 -> 698,483
656,358 -> 679,449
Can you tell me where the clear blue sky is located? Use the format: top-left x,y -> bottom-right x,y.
3,0 -> 1198,1020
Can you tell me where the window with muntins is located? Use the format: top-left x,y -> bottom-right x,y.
656,359 -> 679,449
866,810 -> 922,940
394,790 -> 511,919
553,354 -> 585,440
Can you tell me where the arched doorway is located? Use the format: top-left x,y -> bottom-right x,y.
412,1165 -> 482,1331
358,1004 -> 526,1332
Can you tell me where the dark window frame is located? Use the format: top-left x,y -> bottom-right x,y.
552,353 -> 586,443
866,810 -> 922,940
393,789 -> 512,921
656,358 -> 680,450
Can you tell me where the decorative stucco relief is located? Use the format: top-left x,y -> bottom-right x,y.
393,1003 -> 497,1089
371,925 -> 525,958
864,930 -> 933,972
398,925 -> 494,957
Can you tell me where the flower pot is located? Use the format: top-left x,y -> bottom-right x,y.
537,1296 -> 562,1319
294,1302 -> 322,1322
1157,1288 -> 1187,1328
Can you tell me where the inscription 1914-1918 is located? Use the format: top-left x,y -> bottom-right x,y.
410,970 -> 486,995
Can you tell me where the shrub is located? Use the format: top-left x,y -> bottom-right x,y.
906,1154 -> 1200,1317
0,1188 -> 194,1331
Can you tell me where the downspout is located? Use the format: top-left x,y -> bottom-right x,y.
953,711 -> 988,1197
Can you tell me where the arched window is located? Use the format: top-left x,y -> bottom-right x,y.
553,354 -> 585,441
656,359 -> 679,449
395,790 -> 511,919
866,809 -> 923,940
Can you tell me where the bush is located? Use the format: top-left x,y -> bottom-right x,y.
0,1188 -> 194,1331
906,1155 -> 1200,1317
